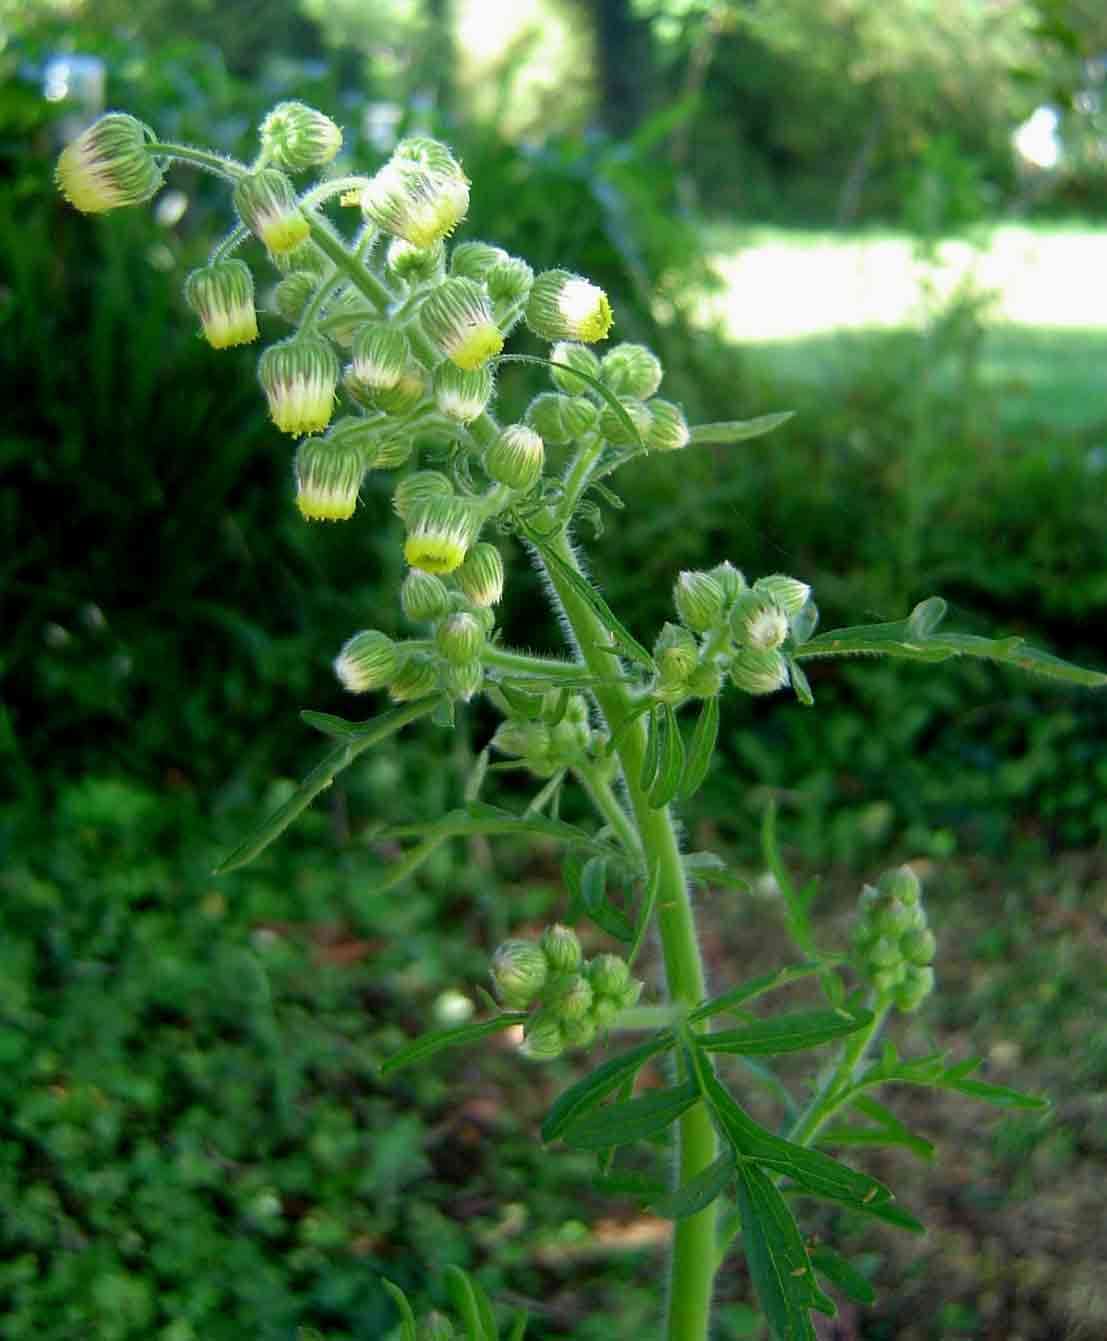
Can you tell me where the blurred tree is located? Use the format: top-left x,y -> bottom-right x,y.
589,0 -> 655,134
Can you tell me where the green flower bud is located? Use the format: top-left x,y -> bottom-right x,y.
674,570 -> 726,634
866,936 -> 901,969
550,341 -> 602,395
729,648 -> 789,696
444,659 -> 483,702
360,139 -> 469,248
687,663 -> 723,698
234,168 -> 310,255
259,101 -> 342,171
420,277 -> 503,372
272,238 -> 330,278
401,569 -> 450,623
373,363 -> 429,415
655,622 -> 698,686
485,424 -> 544,491
646,399 -> 691,452
450,240 -> 508,279
491,719 -> 545,759
386,236 -> 445,283
895,965 -> 935,1013
878,866 -> 922,905
436,611 -> 484,665
587,953 -> 631,999
599,397 -> 652,447
525,393 -> 574,446
55,113 -> 164,214
455,542 -> 505,607
521,1007 -> 565,1061
258,334 -> 340,435
273,271 -> 318,324
490,939 -> 548,1009
600,343 -> 662,400
366,431 -> 414,470
550,714 -> 591,758
433,361 -> 493,423
592,996 -> 621,1029
754,574 -> 813,620
403,497 -> 478,576
540,924 -> 582,974
388,652 -> 440,702
873,900 -> 915,938
183,260 -> 257,350
486,257 -> 534,318
420,1312 -> 456,1341
547,973 -> 594,1023
294,434 -> 365,522
901,928 -> 937,966
351,324 -> 410,392
709,561 -> 747,605
871,966 -> 906,997
561,1014 -> 598,1049
617,978 -> 643,1010
564,396 -> 600,438
527,270 -> 613,343
333,630 -> 400,693
730,592 -> 789,652
393,471 -> 454,523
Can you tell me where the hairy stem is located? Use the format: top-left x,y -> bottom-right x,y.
306,217 -> 393,311
533,528 -> 717,1341
148,141 -> 247,180
787,1000 -> 891,1148
572,766 -> 640,857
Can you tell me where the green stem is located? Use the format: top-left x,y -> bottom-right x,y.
556,433 -> 605,527
481,645 -> 595,682
298,271 -> 346,332
298,176 -> 372,209
208,224 -> 248,266
533,528 -> 717,1341
786,1000 -> 890,1148
148,141 -> 247,181
572,765 -> 640,856
306,217 -> 393,312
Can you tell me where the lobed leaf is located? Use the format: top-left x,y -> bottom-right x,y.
542,1032 -> 676,1142
677,694 -> 719,801
698,1006 -> 874,1057
809,1246 -> 877,1306
559,1080 -> 699,1151
380,1014 -> 526,1076
652,1150 -> 736,1220
581,855 -> 634,942
381,1280 -> 418,1341
689,962 -> 826,1024
647,703 -> 686,809
735,1162 -> 822,1341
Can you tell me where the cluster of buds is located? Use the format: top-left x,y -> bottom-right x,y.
489,925 -> 643,1061
850,866 -> 937,1012
489,692 -> 608,779
665,563 -> 815,700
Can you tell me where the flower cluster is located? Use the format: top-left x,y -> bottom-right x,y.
489,925 -> 643,1061
850,866 -> 937,1012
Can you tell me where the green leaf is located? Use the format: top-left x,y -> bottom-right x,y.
506,1312 -> 528,1341
534,541 -> 656,670
542,1033 -> 676,1142
689,411 -> 795,446
941,1071 -> 1050,1111
492,352 -> 647,451
648,703 -> 686,809
592,1171 -> 668,1204
689,962 -> 826,1024
627,858 -> 661,967
652,1150 -> 736,1220
783,1183 -> 926,1236
821,1095 -> 935,1163
215,698 -> 441,873
788,659 -> 814,706
640,704 -> 662,793
560,1080 -> 699,1151
581,855 -> 634,942
678,695 -> 719,800
381,1280 -> 418,1341
446,1266 -> 495,1341
380,1015 -> 526,1076
809,1246 -> 876,1306
385,803 -> 624,864
497,681 -> 545,719
681,851 -> 752,892
735,1162 -> 820,1341
698,1006 -> 873,1057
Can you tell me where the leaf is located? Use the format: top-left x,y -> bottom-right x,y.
534,542 -> 656,670
689,411 -> 795,446
809,1246 -> 876,1306
640,704 -> 662,794
648,703 -> 686,809
542,1032 -> 676,1142
627,858 -> 661,967
681,851 -> 752,892
385,803 -> 624,864
652,1150 -> 736,1220
492,352 -> 647,451
381,1280 -> 418,1341
941,1073 -> 1050,1111
821,1095 -> 935,1163
698,1007 -> 873,1057
380,1014 -> 526,1076
465,747 -> 490,803
581,855 -> 634,942
783,1184 -> 926,1236
506,1312 -> 528,1341
215,698 -> 441,873
735,1162 -> 819,1341
497,680 -> 545,719
446,1266 -> 495,1341
592,1171 -> 667,1204
689,962 -> 826,1024
678,696 -> 718,801
559,1080 -> 699,1151
788,659 -> 814,706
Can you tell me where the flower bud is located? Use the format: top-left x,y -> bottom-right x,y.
601,343 -> 663,400
486,257 -> 534,312
360,139 -> 469,248
490,939 -> 548,1009
392,470 -> 453,523
366,431 -> 414,470
403,497 -> 478,575
674,570 -> 726,634
433,361 -> 493,423
272,239 -> 329,278
294,434 -> 365,521
333,630 -> 400,693
450,240 -> 508,280
592,996 -> 621,1029
258,334 -> 339,435
388,652 -> 440,702
550,341 -> 601,394
259,101 -> 342,171
654,622 -> 698,686
399,569 -> 448,623
521,1008 -> 565,1061
540,924 -> 582,974
55,113 -> 164,214
386,237 -> 445,283
525,393 -> 574,446
420,277 -> 504,372
587,953 -> 631,999
729,648 -> 790,696
436,612 -> 484,665
687,663 -> 723,698
444,659 -> 483,702
491,719 -> 543,759
754,574 -> 813,620
564,396 -> 600,438
526,270 -> 613,343
709,561 -> 747,605
730,592 -> 789,652
646,399 -> 691,452
273,271 -> 318,324
878,865 -> 921,905
455,542 -> 505,607
351,324 -> 410,391
372,362 -> 429,416
547,973 -> 594,1023
234,168 -> 310,255
895,965 -> 935,1013
599,397 -> 652,447
485,424 -> 544,491
183,260 -> 258,350
562,1014 -> 598,1049
901,928 -> 937,966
